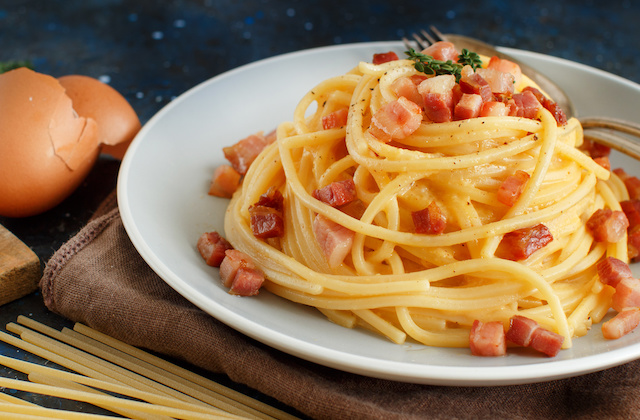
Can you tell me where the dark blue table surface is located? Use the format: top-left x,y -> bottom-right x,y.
1,0 -> 639,417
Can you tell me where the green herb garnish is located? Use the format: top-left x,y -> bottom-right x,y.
457,48 -> 483,71
0,60 -> 34,74
405,48 -> 482,81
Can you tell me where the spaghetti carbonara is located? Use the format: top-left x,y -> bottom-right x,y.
219,47 -> 630,352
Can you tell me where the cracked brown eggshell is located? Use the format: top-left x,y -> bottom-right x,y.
58,74 -> 141,160
0,68 -> 139,218
0,67 -> 100,218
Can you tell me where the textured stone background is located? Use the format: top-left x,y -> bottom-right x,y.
2,0 -> 638,125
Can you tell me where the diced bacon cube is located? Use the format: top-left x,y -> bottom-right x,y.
420,41 -> 459,62
412,201 -> 447,234
544,101 -> 568,126
453,93 -> 483,120
503,98 -> 517,115
369,96 -> 423,142
586,208 -> 629,243
500,224 -> 553,261
519,86 -> 543,106
264,129 -> 277,143
219,249 -> 257,288
497,170 -> 530,206
505,315 -> 538,347
313,179 -> 357,207
460,65 -> 475,79
469,320 -> 506,357
614,167 -> 630,179
409,74 -> 428,85
253,187 -> 284,212
612,277 -> 640,312
597,256 -> 634,288
322,108 -> 349,130
487,56 -> 522,86
508,91 -> 542,119
529,327 -> 564,357
479,101 -> 508,117
593,156 -> 611,171
249,187 -> 285,238
208,164 -> 241,198
418,74 -> 456,123
249,206 -> 284,239
628,226 -> 640,261
451,84 -> 463,106
372,51 -> 399,64
476,68 -> 515,96
229,267 -> 265,296
313,214 -> 355,268
459,73 -> 493,102
626,175 -> 640,200
339,199 -> 367,220
223,133 -> 270,175
614,168 -> 640,200
621,200 -> 640,228
522,86 -> 567,126
622,200 -> 640,260
391,77 -> 424,108
197,231 -> 233,267
581,138 -> 611,159
602,308 -> 640,339
505,315 -> 564,357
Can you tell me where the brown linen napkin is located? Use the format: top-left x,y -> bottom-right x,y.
40,191 -> 640,420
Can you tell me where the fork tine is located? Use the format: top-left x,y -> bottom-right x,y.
581,117 -> 640,137
582,127 -> 640,161
401,36 -> 415,51
404,26 -> 448,52
401,33 -> 428,52
412,32 -> 431,50
419,29 -> 437,45
427,25 -> 447,43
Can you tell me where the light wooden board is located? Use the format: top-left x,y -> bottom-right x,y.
0,224 -> 40,306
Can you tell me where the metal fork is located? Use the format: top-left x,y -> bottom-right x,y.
581,117 -> 640,161
403,26 -> 640,161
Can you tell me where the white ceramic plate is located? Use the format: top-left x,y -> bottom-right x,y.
118,41 -> 640,386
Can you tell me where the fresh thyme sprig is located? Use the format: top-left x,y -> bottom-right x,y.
457,48 -> 483,70
405,48 -> 458,77
405,48 -> 483,81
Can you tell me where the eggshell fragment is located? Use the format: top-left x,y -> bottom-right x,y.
0,68 -> 100,218
58,75 -> 141,159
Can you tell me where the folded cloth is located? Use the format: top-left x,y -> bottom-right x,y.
40,191 -> 640,420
